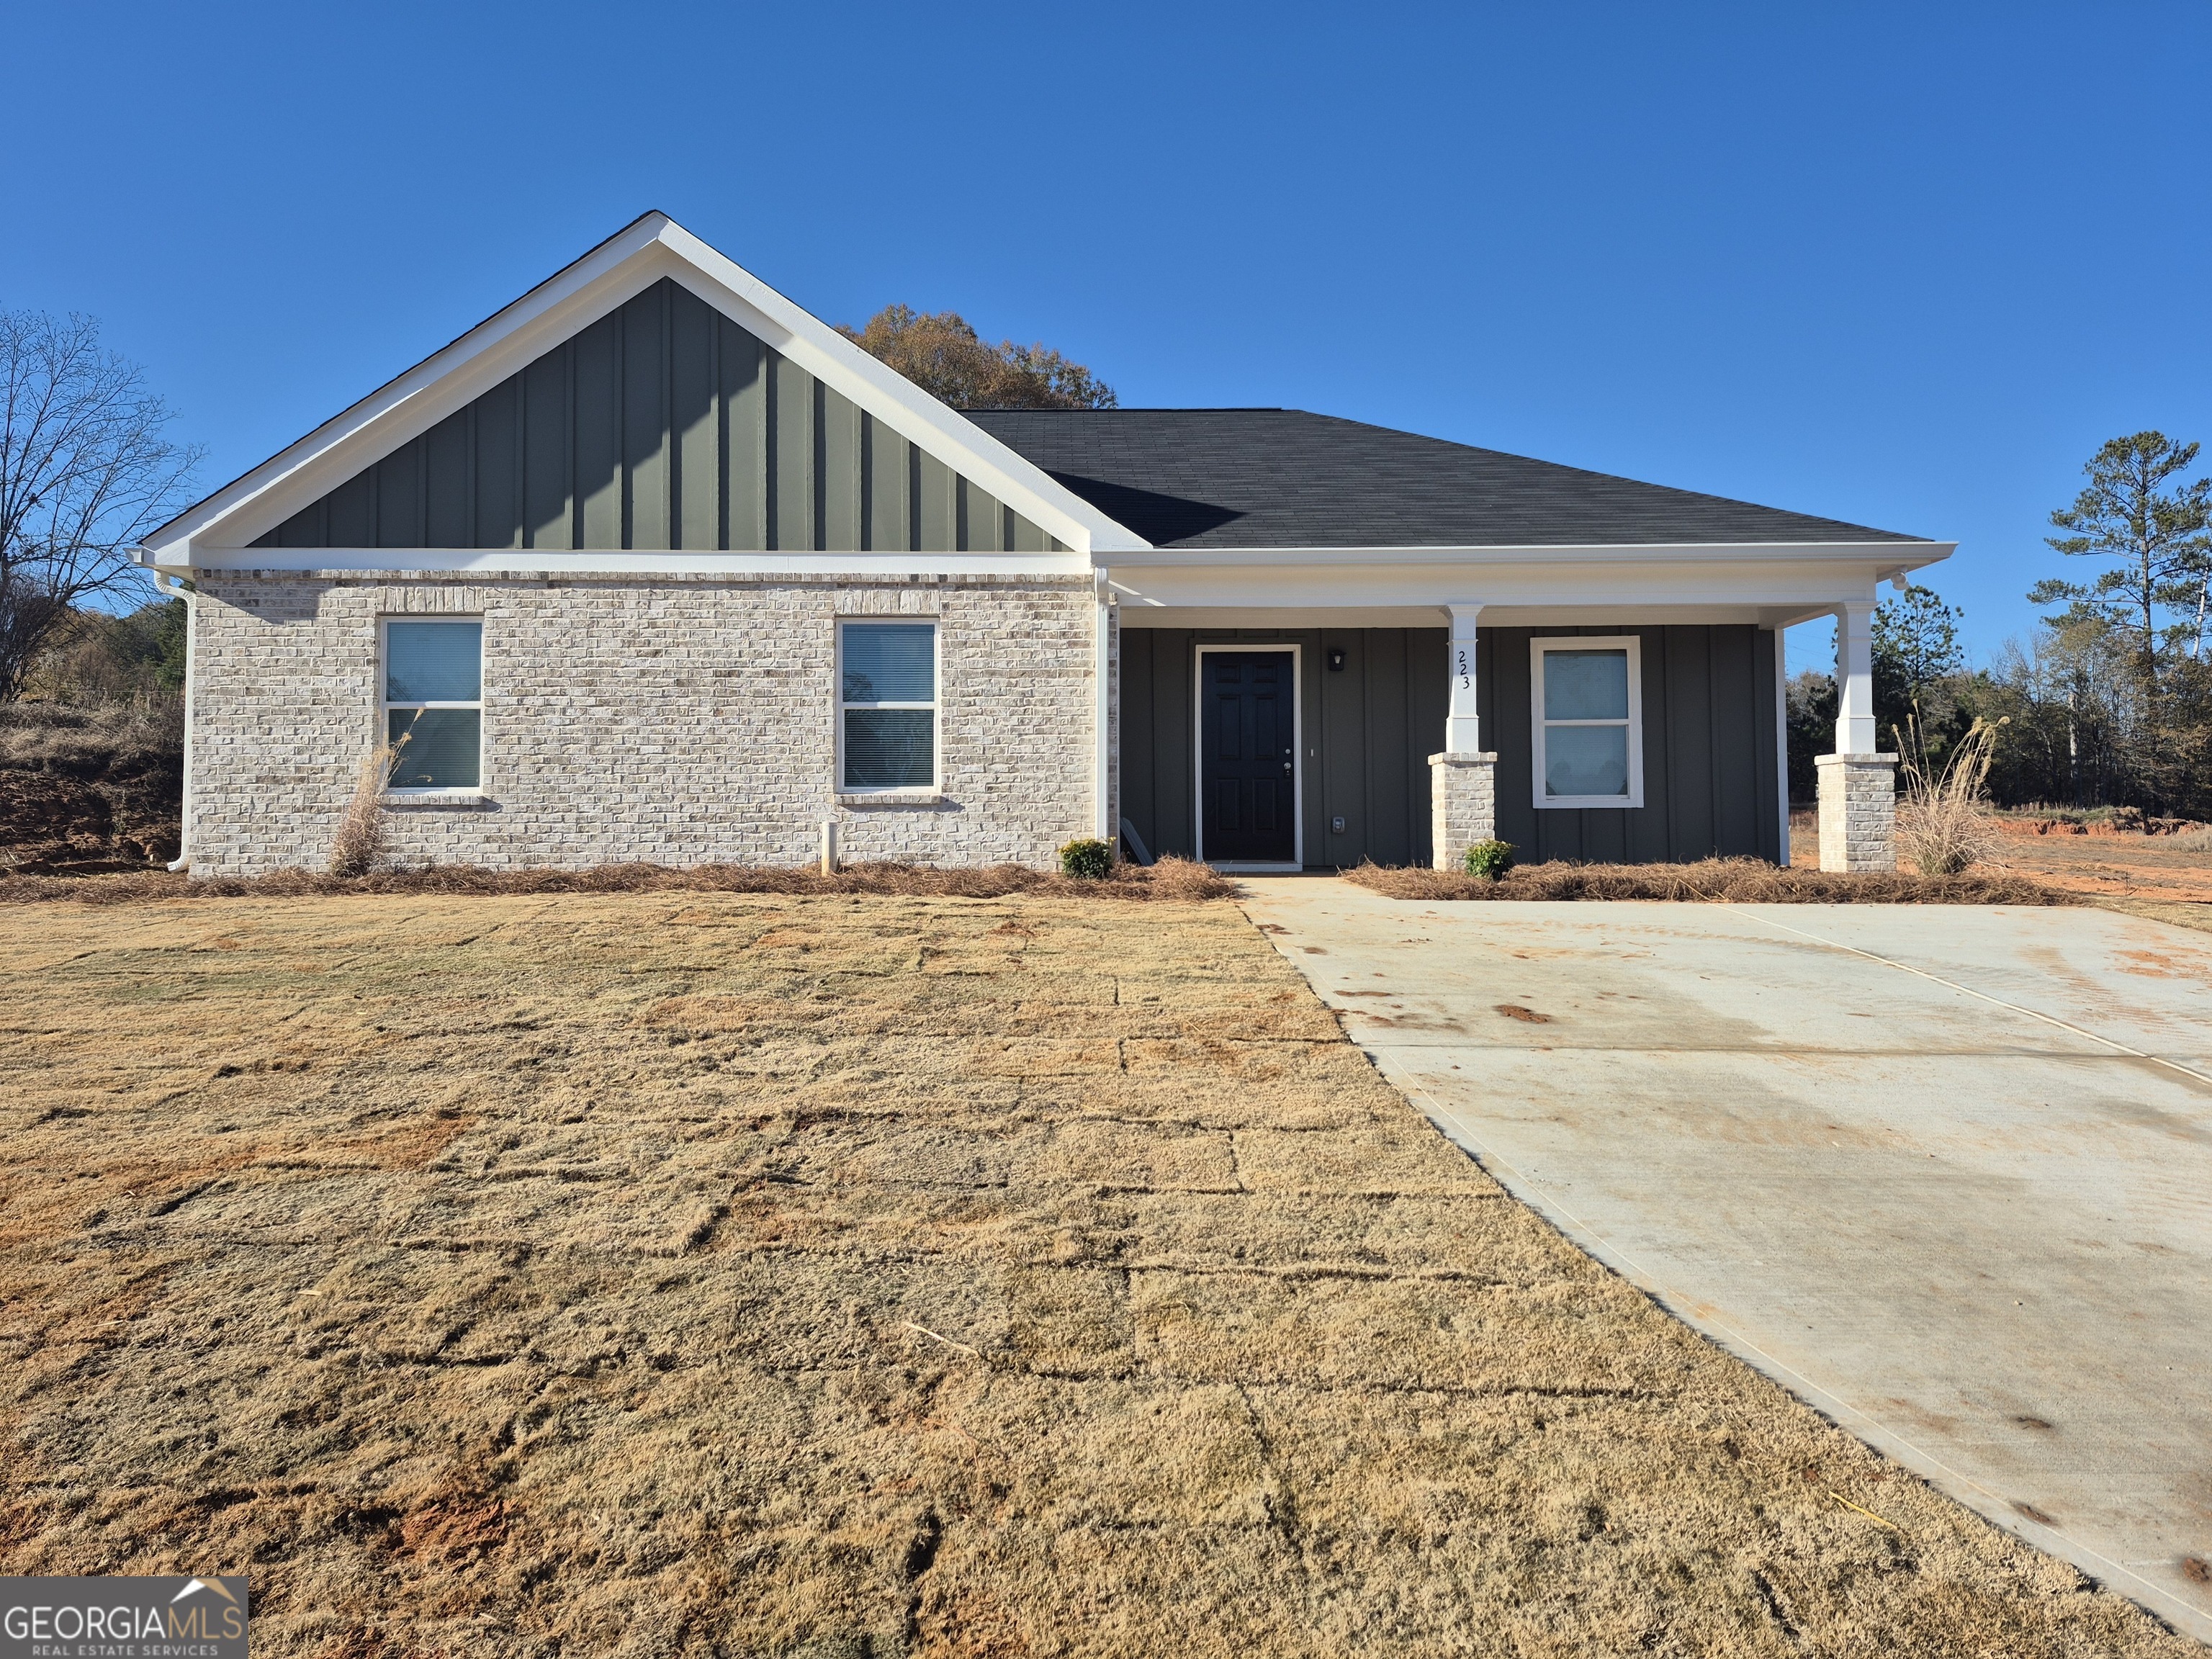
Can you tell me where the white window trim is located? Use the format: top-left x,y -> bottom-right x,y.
379,616 -> 485,796
836,617 -> 941,795
1529,634 -> 1645,810
1192,642 -> 1304,871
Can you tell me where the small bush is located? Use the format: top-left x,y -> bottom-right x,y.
1058,837 -> 1114,880
1462,839 -> 1516,881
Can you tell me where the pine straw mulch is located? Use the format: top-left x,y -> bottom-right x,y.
0,855 -> 1234,907
1343,857 -> 2077,906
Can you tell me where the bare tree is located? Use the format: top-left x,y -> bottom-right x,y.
0,310 -> 202,701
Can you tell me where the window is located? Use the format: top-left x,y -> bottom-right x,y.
383,619 -> 482,791
1530,637 -> 1642,809
840,620 -> 936,791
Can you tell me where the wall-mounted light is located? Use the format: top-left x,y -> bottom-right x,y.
1326,647 -> 1347,672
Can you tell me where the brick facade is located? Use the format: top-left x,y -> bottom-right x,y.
1815,752 -> 1898,873
1428,750 -> 1498,871
185,571 -> 1100,876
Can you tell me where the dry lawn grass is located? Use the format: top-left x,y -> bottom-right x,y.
0,894 -> 2187,1657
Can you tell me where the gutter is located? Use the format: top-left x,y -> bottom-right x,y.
136,549 -> 194,873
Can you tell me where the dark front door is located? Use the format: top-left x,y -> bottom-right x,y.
1201,651 -> 1297,863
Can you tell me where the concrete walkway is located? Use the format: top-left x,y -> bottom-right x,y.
1239,878 -> 2212,1642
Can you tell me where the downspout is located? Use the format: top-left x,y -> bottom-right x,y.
1093,570 -> 1116,844
144,557 -> 194,873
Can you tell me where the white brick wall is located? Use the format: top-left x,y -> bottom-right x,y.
1815,752 -> 1897,873
1429,751 -> 1498,871
186,571 -> 1100,876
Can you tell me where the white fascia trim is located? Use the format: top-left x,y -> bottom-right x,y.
1116,603 -> 1830,629
166,548 -> 1091,580
1099,548 -> 1940,616
145,214 -> 1150,563
1104,539 -> 1955,569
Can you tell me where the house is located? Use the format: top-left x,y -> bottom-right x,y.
138,214 -> 1951,878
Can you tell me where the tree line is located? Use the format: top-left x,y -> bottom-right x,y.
1789,432 -> 2212,817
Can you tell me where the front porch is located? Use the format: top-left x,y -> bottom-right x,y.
1112,602 -> 1892,874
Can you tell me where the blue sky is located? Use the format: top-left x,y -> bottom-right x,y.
8,1 -> 2208,673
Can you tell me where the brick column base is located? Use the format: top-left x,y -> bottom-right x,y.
1429,751 -> 1498,872
1816,752 -> 1898,873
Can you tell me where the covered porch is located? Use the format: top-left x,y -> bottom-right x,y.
1107,584 -> 1902,876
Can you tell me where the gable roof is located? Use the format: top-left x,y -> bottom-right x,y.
143,213 -> 1148,563
966,408 -> 1931,551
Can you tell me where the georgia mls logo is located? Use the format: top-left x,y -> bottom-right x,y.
1,1574 -> 248,1657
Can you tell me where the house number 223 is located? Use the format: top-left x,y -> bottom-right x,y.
1456,648 -> 1472,689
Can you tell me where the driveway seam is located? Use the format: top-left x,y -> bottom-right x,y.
1735,908 -> 2212,1090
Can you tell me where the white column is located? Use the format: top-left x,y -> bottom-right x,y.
1833,599 -> 1878,755
1771,626 -> 1790,861
1445,603 -> 1483,752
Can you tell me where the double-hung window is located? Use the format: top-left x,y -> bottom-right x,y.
383,619 -> 483,791
1530,637 -> 1642,809
840,621 -> 937,791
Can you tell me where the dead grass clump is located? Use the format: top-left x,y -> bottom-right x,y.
0,696 -> 182,770
1895,714 -> 2002,876
1344,856 -> 2074,905
329,733 -> 409,878
0,852 -> 1237,907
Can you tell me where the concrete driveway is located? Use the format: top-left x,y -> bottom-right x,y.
1240,878 -> 2212,1642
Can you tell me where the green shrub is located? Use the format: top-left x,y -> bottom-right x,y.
1058,837 -> 1114,880
1462,839 -> 1516,881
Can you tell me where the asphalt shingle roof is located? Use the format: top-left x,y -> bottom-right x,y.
966,408 -> 1925,551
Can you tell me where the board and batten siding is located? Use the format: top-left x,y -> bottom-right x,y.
253,278 -> 1057,556
1120,623 -> 1782,868
1482,624 -> 1782,864
1120,627 -> 1449,870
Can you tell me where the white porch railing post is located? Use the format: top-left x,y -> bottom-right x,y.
1431,603 -> 1497,870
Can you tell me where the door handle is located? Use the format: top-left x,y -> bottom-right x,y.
1282,761 -> 1292,774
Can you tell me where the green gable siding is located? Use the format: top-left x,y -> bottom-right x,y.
253,277 -> 1049,554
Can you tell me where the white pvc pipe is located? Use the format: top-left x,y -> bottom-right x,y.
153,569 -> 194,873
